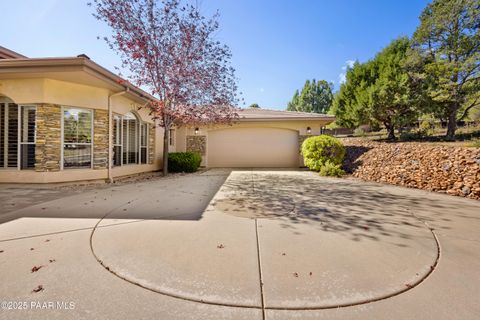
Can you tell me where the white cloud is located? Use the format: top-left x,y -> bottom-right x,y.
259,88 -> 265,93
346,60 -> 355,68
338,59 -> 356,84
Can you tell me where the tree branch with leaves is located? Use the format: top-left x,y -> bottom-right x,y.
90,0 -> 239,174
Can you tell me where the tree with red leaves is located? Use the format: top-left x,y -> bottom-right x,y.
90,0 -> 239,175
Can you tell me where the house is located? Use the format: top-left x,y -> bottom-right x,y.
0,46 -> 334,184
177,109 -> 334,168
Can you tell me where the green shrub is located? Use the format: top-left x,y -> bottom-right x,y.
353,127 -> 366,137
400,130 -> 425,141
466,139 -> 480,148
319,161 -> 345,177
301,135 -> 345,172
168,152 -> 202,173
419,119 -> 433,133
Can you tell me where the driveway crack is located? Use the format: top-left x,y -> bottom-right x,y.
255,218 -> 266,320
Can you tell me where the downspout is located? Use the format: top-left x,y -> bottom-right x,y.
108,88 -> 129,183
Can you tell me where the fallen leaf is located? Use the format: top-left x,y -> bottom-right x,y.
31,265 -> 43,273
217,244 -> 225,249
281,253 -> 286,256
32,285 -> 44,293
49,259 -> 56,263
405,284 -> 413,289
293,272 -> 299,277
41,208 -> 46,210
45,239 -> 50,242
309,272 -> 313,276
30,248 -> 34,251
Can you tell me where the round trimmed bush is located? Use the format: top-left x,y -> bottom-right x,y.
301,135 -> 345,173
168,152 -> 202,173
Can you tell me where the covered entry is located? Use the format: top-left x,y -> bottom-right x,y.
207,127 -> 299,168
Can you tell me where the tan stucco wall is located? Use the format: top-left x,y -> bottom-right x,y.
0,78 -> 108,108
0,77 -> 164,183
0,78 -> 45,104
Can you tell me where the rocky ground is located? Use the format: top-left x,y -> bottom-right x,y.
342,138 -> 480,200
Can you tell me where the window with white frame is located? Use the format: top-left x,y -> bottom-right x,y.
169,128 -> 175,147
113,114 -> 122,166
113,112 -> 148,166
140,123 -> 148,164
62,107 -> 93,169
0,98 -> 36,170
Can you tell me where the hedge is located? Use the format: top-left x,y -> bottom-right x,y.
168,152 -> 202,173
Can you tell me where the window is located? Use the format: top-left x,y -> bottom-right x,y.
0,99 -> 36,170
122,112 -> 138,165
20,106 -> 36,169
113,112 -> 148,166
140,123 -> 148,164
62,107 -> 92,169
113,114 -> 122,166
169,129 -> 175,147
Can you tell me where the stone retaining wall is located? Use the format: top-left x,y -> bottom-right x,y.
342,138 -> 480,200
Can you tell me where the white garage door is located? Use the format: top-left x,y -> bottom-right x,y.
207,127 -> 299,167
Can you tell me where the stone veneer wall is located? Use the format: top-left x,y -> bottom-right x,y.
148,125 -> 155,164
35,104 -> 61,172
93,109 -> 108,169
186,135 -> 206,155
343,138 -> 480,200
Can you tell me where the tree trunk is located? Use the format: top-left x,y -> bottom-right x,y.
446,108 -> 457,140
385,122 -> 395,140
387,126 -> 396,140
162,127 -> 169,176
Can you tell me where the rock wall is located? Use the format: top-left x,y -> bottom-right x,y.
35,104 -> 61,172
93,109 -> 108,169
342,138 -> 480,200
148,125 -> 155,164
186,135 -> 206,155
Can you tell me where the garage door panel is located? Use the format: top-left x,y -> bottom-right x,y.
207,127 -> 299,167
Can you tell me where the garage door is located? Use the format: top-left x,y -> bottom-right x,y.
207,127 -> 299,167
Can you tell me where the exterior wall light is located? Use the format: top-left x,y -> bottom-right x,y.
306,127 -> 312,134
194,127 -> 199,134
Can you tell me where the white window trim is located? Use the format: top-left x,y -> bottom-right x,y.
0,103 -> 37,170
115,112 -> 149,166
19,105 -> 37,170
61,106 -> 94,170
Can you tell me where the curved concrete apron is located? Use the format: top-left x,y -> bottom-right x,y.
90,171 -> 440,310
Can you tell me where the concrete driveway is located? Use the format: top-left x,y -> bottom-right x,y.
0,169 -> 479,319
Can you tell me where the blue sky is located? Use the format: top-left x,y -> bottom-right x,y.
1,0 -> 430,109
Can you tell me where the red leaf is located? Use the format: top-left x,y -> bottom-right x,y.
32,285 -> 44,293
31,265 -> 43,273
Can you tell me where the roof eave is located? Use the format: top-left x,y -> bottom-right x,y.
0,57 -> 156,103
238,117 -> 335,122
